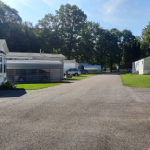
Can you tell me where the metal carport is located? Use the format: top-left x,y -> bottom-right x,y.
6,60 -> 62,83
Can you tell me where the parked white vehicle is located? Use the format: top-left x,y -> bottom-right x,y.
65,68 -> 81,76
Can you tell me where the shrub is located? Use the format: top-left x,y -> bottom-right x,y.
1,81 -> 16,89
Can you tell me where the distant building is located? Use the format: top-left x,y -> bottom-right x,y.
132,56 -> 150,75
117,65 -> 128,71
77,62 -> 101,73
84,65 -> 101,74
64,60 -> 77,72
78,62 -> 88,69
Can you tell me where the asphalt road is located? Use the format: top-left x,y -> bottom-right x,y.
1,73 -> 150,150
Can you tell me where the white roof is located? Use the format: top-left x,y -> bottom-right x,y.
7,60 -> 62,64
134,56 -> 150,63
6,56 -> 33,59
64,60 -> 76,63
0,40 -> 5,45
0,39 -> 9,54
7,60 -> 62,69
7,52 -> 66,59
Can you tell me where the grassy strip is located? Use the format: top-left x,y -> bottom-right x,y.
1,75 -> 97,90
80,75 -> 97,76
64,76 -> 89,80
15,82 -> 64,90
120,73 -> 150,88
64,74 -> 97,80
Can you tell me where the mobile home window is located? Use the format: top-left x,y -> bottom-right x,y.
4,64 -> 6,73
0,64 -> 2,73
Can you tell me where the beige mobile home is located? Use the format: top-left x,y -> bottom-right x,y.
0,40 -> 9,85
132,56 -> 150,75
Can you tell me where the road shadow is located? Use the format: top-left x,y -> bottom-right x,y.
0,89 -> 27,97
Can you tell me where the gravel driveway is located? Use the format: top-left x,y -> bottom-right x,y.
0,73 -> 150,150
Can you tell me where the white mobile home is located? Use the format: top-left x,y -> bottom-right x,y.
0,40 -> 9,85
64,60 -> 77,72
132,56 -> 150,75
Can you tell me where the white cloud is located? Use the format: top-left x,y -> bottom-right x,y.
101,0 -> 127,24
5,0 -> 35,10
68,0 -> 81,8
103,0 -> 123,14
4,0 -> 20,8
42,0 -> 82,10
42,0 -> 53,7
42,0 -> 67,8
19,0 -> 31,7
85,11 -> 92,17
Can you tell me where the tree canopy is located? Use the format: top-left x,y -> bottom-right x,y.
0,1 -> 149,71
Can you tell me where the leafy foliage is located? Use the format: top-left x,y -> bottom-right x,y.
0,1 -> 149,70
0,1 -> 22,23
141,22 -> 150,57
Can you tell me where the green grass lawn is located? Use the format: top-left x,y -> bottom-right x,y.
17,75 -> 97,89
64,74 -> 97,80
15,82 -> 64,90
1,74 -> 97,90
80,75 -> 97,76
120,73 -> 150,88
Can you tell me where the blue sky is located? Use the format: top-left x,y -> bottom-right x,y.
3,0 -> 150,36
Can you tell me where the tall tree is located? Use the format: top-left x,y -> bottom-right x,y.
140,22 -> 150,57
0,0 -> 22,49
110,28 -> 122,71
0,0 -> 22,23
56,4 -> 87,59
95,28 -> 110,68
122,29 -> 135,44
76,22 -> 101,64
37,14 -> 62,53
121,29 -> 136,66
123,40 -> 141,65
97,29 -> 119,72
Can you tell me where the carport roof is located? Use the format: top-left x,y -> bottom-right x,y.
0,40 -> 5,45
0,39 -> 9,53
7,60 -> 62,69
7,52 -> 66,59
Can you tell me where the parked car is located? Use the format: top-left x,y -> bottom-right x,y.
79,69 -> 88,74
14,69 -> 50,82
65,68 -> 81,76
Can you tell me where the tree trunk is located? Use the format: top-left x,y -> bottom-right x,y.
118,52 -> 120,72
100,55 -> 103,71
110,61 -> 112,72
